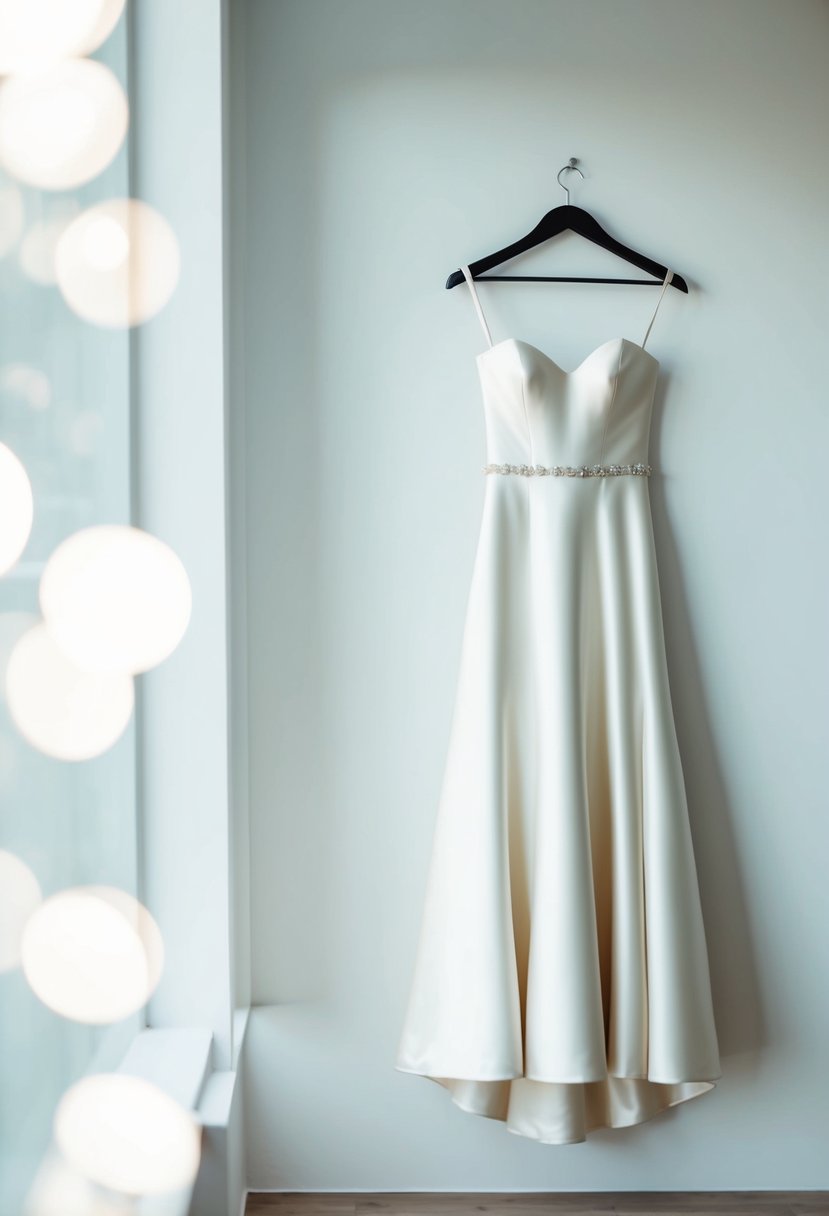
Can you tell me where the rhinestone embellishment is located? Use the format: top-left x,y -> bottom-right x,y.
483,462 -> 652,478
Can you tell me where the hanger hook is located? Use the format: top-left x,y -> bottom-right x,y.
556,157 -> 584,205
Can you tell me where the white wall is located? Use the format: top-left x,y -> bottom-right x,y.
131,0 -> 237,1068
233,0 -> 829,1191
132,6 -> 249,1211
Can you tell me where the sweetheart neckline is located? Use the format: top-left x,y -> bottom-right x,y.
475,336 -> 659,376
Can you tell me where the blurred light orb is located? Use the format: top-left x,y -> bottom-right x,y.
40,525 -> 191,674
25,1151 -> 128,1216
55,199 -> 180,328
0,181 -> 23,257
21,885 -> 163,1023
0,363 -> 52,411
82,213 -> 128,270
67,409 -> 104,457
0,610 -> 38,700
0,0 -> 125,73
0,60 -> 128,191
0,850 -> 42,972
54,1073 -> 201,1196
19,212 -> 77,285
0,442 -> 33,574
5,622 -> 133,760
77,0 -> 127,57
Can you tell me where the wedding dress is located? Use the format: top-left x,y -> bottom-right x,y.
395,266 -> 721,1144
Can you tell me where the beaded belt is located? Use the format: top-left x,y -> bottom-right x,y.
483,462 -> 651,478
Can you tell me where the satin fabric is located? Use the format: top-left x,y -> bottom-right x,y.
395,335 -> 721,1144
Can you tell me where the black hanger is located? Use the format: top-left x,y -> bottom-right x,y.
445,158 -> 688,294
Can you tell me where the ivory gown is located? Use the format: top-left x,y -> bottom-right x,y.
395,266 -> 721,1145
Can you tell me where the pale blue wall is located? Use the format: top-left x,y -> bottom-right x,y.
234,0 -> 829,1190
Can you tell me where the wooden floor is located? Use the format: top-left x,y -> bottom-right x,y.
246,1193 -> 829,1216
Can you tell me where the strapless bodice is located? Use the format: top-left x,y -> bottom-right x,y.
477,336 -> 660,470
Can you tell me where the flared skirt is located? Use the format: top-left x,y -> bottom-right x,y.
395,475 -> 721,1144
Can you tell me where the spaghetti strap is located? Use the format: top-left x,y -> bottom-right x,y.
460,264 -> 494,348
641,267 -> 674,351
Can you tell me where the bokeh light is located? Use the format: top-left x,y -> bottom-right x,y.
54,198 -> 179,325
19,211 -> 78,286
66,410 -> 103,457
54,1074 -> 201,1196
40,525 -> 192,674
76,0 -> 127,57
5,622 -> 134,760
0,442 -> 33,574
25,1150 -> 129,1216
0,59 -> 128,191
0,363 -> 52,412
0,850 -> 42,972
0,0 -> 124,73
54,199 -> 180,327
21,886 -> 163,1023
0,610 -> 38,699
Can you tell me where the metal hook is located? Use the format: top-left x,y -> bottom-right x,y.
556,157 -> 584,204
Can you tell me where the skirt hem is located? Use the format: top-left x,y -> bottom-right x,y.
397,1065 -> 720,1145
502,1080 -> 718,1146
395,1062 -> 723,1085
